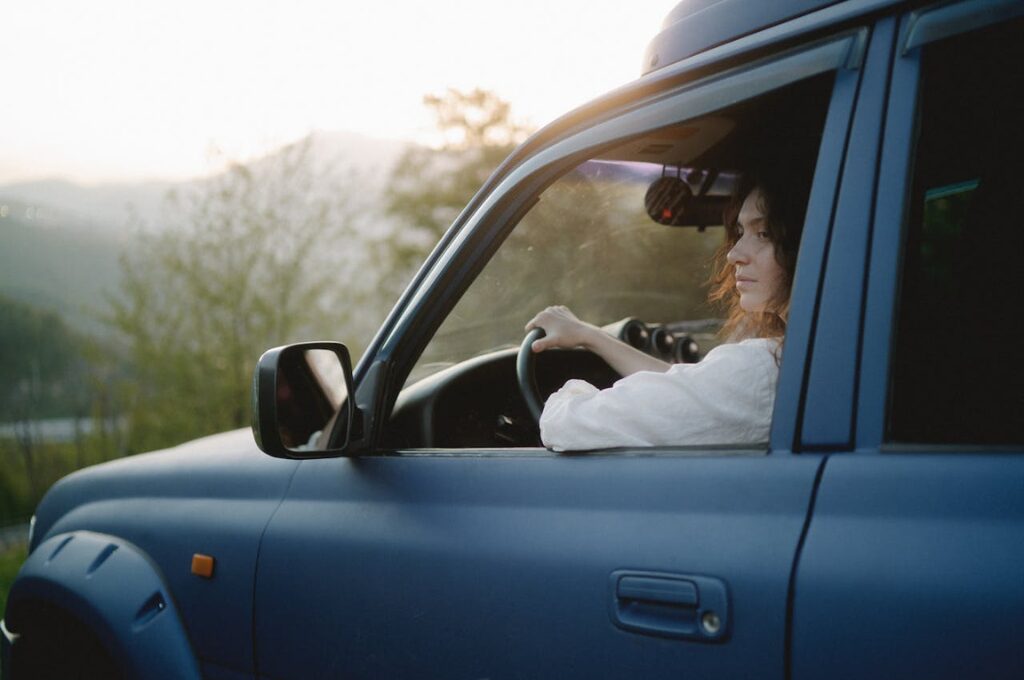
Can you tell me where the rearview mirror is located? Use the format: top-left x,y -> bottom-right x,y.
644,174 -> 730,229
252,341 -> 354,458
644,176 -> 692,225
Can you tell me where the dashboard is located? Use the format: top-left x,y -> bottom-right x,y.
385,319 -> 716,449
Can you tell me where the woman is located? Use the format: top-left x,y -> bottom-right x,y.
526,175 -> 805,450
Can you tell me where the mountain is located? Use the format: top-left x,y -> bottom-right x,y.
0,131 -> 411,336
0,179 -> 176,239
0,197 -> 123,334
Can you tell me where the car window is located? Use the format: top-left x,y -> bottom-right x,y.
383,73 -> 835,450
406,158 -> 726,384
887,17 -> 1024,445
407,74 -> 833,386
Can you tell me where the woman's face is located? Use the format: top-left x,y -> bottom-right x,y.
726,188 -> 786,313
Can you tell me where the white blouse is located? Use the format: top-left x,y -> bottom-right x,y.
539,337 -> 780,451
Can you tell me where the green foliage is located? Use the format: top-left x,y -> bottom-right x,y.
0,231 -> 131,533
0,295 -> 95,420
106,138 -> 358,452
413,163 -> 724,378
378,88 -> 531,299
0,541 -> 29,621
0,296 -> 120,450
0,434 -> 119,525
380,90 -> 727,382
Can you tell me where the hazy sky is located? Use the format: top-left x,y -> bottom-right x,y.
1,1 -> 679,184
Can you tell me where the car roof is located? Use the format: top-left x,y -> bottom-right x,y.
643,0 -> 862,75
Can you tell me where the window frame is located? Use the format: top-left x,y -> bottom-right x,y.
792,16 -> 898,452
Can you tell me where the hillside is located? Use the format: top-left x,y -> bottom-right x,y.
0,198 -> 123,334
0,131 -> 408,337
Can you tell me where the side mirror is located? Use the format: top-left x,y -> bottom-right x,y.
252,341 -> 355,458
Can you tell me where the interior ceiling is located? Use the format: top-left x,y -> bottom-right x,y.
598,116 -> 735,166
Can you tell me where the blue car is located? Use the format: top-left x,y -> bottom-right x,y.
4,1 -> 1024,678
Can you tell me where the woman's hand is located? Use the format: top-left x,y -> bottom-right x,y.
525,305 -> 671,376
525,306 -> 599,353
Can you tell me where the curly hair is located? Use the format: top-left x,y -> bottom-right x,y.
707,171 -> 810,341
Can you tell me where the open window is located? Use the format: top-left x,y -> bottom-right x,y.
383,71 -> 836,450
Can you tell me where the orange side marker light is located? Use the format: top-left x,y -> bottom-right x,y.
191,553 -> 215,578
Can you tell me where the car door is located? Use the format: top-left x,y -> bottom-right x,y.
791,3 -> 1024,678
251,18 -> 885,680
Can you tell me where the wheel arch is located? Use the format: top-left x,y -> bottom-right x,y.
4,531 -> 201,680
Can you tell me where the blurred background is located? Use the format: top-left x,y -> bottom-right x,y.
0,0 -> 678,602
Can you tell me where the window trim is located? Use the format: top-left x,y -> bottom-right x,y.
901,0 -> 1024,54
853,12 -> 921,452
795,17 -> 898,452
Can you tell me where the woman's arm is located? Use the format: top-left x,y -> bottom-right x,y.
539,338 -> 779,450
525,306 -> 670,377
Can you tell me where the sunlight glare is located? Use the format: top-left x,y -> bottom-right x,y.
0,0 -> 678,182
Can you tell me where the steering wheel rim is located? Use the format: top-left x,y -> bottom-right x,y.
517,328 -> 546,423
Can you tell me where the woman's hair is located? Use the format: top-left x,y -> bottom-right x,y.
707,169 -> 810,340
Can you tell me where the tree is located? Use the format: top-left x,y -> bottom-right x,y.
0,295 -> 86,421
379,95 -> 723,378
376,88 -> 531,299
107,137 -> 358,452
0,296 -> 121,518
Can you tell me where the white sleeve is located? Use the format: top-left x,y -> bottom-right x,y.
539,339 -> 779,451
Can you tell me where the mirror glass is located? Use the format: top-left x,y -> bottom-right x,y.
305,348 -> 348,408
275,346 -> 349,452
644,175 -> 693,225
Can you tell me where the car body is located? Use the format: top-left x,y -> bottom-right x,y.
4,0 -> 1024,678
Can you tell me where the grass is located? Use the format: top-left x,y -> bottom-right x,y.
0,542 -> 28,620
0,541 -> 28,680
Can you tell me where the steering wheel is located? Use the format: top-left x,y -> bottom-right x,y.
517,328 -> 547,422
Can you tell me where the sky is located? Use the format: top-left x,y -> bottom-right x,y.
1,0 -> 680,184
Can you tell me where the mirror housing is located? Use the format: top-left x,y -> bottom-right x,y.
252,341 -> 355,459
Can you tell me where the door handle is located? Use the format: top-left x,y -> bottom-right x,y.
609,570 -> 729,642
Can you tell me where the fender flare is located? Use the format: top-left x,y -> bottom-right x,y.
5,531 -> 201,680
